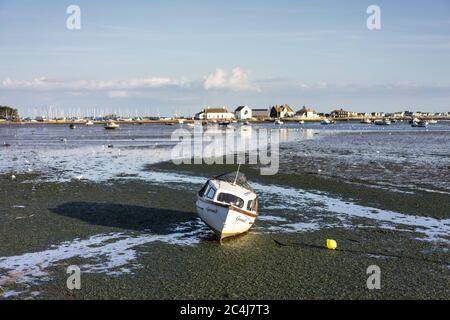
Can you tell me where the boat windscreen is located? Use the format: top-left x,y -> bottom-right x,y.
198,181 -> 209,197
217,193 -> 244,208
214,172 -> 254,192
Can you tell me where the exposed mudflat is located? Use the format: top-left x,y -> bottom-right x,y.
0,123 -> 449,299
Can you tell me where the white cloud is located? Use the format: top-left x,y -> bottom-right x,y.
204,68 -> 260,91
204,69 -> 227,90
4,75 -> 447,102
1,69 -> 260,95
1,77 -> 186,91
108,91 -> 129,98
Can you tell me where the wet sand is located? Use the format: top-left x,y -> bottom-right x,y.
1,123 -> 449,299
1,165 -> 449,300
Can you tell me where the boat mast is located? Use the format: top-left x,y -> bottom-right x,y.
233,163 -> 241,185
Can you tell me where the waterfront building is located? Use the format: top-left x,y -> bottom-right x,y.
270,104 -> 295,118
251,109 -> 269,119
330,108 -> 357,118
295,106 -> 319,119
234,106 -> 252,120
194,107 -> 235,120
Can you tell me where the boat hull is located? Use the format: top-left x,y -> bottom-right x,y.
196,198 -> 257,240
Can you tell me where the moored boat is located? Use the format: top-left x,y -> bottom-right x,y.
104,121 -> 120,130
321,118 -> 331,125
85,120 -> 94,126
413,120 -> 428,128
374,119 -> 391,125
196,171 -> 259,240
274,119 -> 284,125
360,119 -> 371,124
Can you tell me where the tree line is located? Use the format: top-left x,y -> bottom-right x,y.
0,106 -> 19,119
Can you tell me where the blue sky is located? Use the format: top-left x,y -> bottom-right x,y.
1,0 -> 449,116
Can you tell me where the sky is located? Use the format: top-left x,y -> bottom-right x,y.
0,0 -> 450,117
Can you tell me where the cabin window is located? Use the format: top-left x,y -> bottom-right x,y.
247,200 -> 253,211
252,198 -> 259,211
199,182 -> 209,197
206,187 -> 216,200
217,193 -> 244,208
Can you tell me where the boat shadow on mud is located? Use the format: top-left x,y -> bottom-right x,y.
50,202 -> 200,235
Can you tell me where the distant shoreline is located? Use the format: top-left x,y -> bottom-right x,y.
0,116 -> 448,125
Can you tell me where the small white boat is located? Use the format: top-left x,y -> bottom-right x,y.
104,122 -> 120,130
298,120 -> 305,124
428,120 -> 438,124
374,119 -> 391,126
321,118 -> 331,125
274,119 -> 284,125
243,121 -> 250,126
85,120 -> 94,126
360,119 -> 371,124
187,123 -> 195,128
196,171 -> 259,240
69,124 -> 77,129
413,120 -> 428,128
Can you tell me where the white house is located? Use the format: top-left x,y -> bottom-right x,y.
194,107 -> 235,120
295,106 -> 319,119
234,106 -> 252,120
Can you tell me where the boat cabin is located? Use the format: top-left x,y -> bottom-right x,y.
198,179 -> 258,213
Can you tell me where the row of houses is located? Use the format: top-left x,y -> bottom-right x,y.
325,109 -> 448,118
194,105 -> 449,120
195,105 -> 321,120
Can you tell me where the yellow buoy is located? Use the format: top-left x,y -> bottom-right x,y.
326,239 -> 337,250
